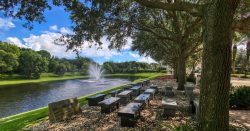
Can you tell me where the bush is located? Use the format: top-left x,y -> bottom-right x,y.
230,86 -> 250,109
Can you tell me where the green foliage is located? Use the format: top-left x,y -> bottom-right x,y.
19,49 -> 48,79
230,86 -> 250,109
54,63 -> 67,76
0,42 -> 20,73
103,61 -> 160,74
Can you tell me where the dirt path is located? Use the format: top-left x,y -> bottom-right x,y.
230,110 -> 250,129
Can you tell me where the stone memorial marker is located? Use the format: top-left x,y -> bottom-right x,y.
162,97 -> 178,117
134,94 -> 150,107
143,88 -> 156,99
131,86 -> 141,97
48,97 -> 81,123
109,89 -> 122,97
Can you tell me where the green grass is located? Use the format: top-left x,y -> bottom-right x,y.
0,73 -> 164,131
0,72 -> 162,86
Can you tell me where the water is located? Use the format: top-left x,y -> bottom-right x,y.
0,77 -> 133,118
88,64 -> 104,80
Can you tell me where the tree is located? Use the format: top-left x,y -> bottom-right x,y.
54,63 -> 67,76
1,0 -> 249,130
19,49 -> 48,79
0,42 -> 20,73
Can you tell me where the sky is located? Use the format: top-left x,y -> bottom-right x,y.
0,6 -> 156,64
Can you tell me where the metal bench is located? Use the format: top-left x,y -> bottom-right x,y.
162,97 -> 178,117
98,97 -> 121,113
109,89 -> 122,97
134,94 -> 150,107
118,102 -> 143,127
48,97 -> 81,123
117,90 -> 133,105
87,94 -> 106,106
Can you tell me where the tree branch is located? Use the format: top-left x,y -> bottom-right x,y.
134,0 -> 202,17
233,14 -> 250,33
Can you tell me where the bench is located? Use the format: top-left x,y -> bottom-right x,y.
109,89 -> 122,97
165,86 -> 174,97
130,86 -> 141,97
149,85 -> 158,93
98,97 -> 121,113
48,97 -> 81,123
118,103 -> 143,127
143,88 -> 156,99
162,97 -> 178,117
123,85 -> 132,90
134,94 -> 150,107
184,84 -> 195,100
117,90 -> 133,105
87,94 -> 106,106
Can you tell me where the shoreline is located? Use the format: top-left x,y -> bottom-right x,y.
0,73 -> 162,87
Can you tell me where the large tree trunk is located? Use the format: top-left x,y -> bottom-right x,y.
198,1 -> 239,130
177,52 -> 186,90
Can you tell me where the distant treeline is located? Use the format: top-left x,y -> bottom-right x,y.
0,42 -> 162,79
0,42 -> 94,79
103,61 -> 162,73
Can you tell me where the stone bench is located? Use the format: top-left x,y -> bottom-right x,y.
184,84 -> 195,100
123,85 -> 132,90
149,85 -> 158,93
118,102 -> 143,127
87,94 -> 106,106
117,90 -> 133,105
162,97 -> 178,117
134,94 -> 150,107
48,97 -> 81,123
109,89 -> 122,97
131,86 -> 141,97
143,88 -> 156,99
98,97 -> 121,113
165,86 -> 174,97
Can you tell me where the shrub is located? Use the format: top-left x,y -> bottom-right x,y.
230,86 -> 250,109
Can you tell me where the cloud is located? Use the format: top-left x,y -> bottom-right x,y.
6,37 -> 28,48
49,25 -> 58,31
129,52 -> 140,58
60,27 -> 73,34
0,18 -> 15,29
138,56 -> 157,64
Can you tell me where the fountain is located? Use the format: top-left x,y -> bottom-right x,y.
88,63 -> 104,81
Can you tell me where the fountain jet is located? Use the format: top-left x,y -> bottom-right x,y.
88,64 -> 104,81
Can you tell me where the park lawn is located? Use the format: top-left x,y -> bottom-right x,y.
0,73 -> 164,131
0,72 -> 162,86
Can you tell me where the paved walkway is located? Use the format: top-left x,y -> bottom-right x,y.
230,110 -> 250,129
231,77 -> 250,86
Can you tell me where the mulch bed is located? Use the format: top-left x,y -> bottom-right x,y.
28,79 -> 248,131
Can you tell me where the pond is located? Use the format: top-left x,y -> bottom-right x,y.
0,77 -> 135,118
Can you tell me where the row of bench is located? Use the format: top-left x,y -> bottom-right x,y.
87,80 -> 157,127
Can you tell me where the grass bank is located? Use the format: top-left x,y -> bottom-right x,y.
0,73 -> 164,131
0,72 -> 161,87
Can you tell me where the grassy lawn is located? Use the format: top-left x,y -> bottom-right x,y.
0,72 -> 162,86
0,73 -> 164,131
